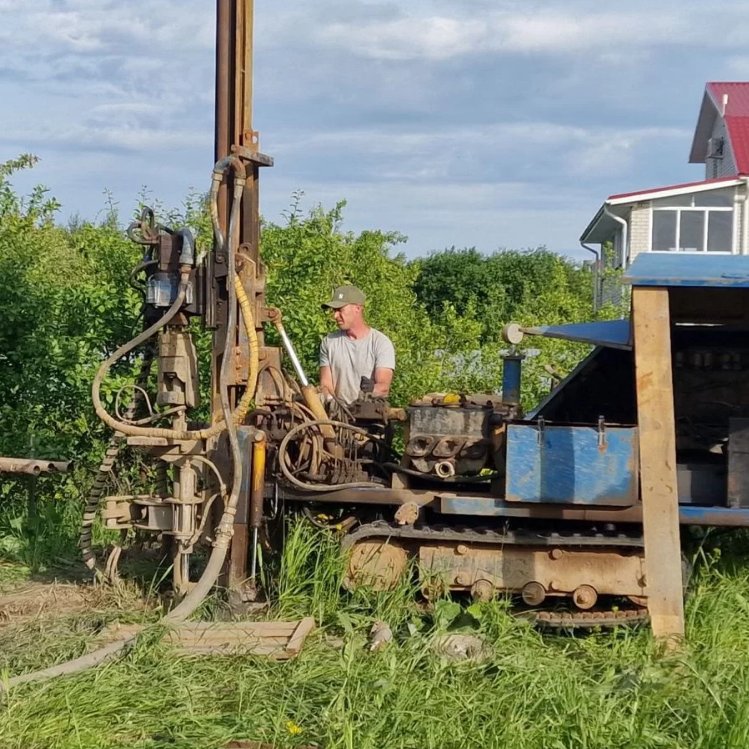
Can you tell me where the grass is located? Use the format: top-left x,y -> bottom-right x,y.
2,520 -> 749,748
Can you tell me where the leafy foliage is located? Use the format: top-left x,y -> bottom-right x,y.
411,246 -> 601,403
262,198 -> 497,405
0,156 -> 143,462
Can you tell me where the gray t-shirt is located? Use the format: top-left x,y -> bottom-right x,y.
319,328 -> 395,404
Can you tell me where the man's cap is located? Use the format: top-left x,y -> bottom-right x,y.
322,285 -> 366,309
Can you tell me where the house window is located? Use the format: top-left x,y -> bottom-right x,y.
651,188 -> 734,253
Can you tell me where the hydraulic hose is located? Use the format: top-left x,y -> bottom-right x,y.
91,157 -> 256,442
90,272 -> 257,441
278,419 -> 382,492
80,345 -> 156,571
1,160 -> 256,696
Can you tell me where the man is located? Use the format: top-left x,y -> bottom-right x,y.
319,285 -> 395,404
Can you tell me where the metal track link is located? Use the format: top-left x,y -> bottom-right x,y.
519,607 -> 649,629
342,519 -> 644,550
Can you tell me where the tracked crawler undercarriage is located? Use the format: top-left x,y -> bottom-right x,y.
340,520 -> 649,628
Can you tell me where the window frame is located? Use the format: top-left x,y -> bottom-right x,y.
648,190 -> 736,255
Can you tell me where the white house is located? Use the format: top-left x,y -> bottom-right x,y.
581,82 -> 749,272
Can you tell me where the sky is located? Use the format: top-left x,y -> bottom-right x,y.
2,1 -> 749,260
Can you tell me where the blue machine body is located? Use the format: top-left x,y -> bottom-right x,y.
504,423 -> 639,505
477,253 -> 749,524
501,355 -> 523,405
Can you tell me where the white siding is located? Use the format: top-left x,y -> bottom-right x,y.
706,118 -> 737,179
735,182 -> 745,253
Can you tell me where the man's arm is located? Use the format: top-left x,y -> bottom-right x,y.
319,336 -> 335,397
372,367 -> 393,397
319,365 -> 335,398
372,332 -> 396,398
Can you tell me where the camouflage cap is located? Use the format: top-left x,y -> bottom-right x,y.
321,285 -> 366,309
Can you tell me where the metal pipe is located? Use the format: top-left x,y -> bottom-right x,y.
580,241 -> 600,263
249,431 -> 266,579
501,354 -> 523,406
434,461 -> 456,479
175,228 -> 196,266
249,431 -> 266,530
273,319 -> 309,387
580,241 -> 602,310
0,457 -> 71,475
266,309 -> 335,438
742,177 -> 749,255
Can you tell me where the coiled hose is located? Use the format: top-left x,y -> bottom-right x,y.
90,274 -> 258,441
79,345 -> 156,571
1,157 -> 254,694
278,419 -> 383,492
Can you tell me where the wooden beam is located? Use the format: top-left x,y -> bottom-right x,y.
632,286 -> 684,641
100,617 -> 316,659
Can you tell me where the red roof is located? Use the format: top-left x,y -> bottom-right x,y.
706,82 -> 749,118
690,82 -> 749,172
607,176 -> 740,202
727,116 -> 749,172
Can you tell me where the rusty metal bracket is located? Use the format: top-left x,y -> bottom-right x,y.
536,416 -> 545,445
230,144 -> 274,166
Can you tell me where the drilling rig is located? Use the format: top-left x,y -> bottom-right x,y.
86,0 -> 749,641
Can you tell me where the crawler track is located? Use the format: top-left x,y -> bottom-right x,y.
343,520 -> 648,629
341,519 -> 644,550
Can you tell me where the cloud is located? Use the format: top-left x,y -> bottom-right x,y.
0,1 -> 213,89
1,0 -> 746,259
311,10 -> 665,61
300,2 -> 749,62
267,121 -> 689,186
261,175 -> 592,255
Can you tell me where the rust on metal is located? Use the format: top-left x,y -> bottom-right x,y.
212,0 -> 280,587
344,540 -> 409,591
572,584 -> 598,610
419,544 -> 646,599
0,457 -> 71,475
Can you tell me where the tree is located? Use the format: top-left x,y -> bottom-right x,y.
261,200 -> 488,405
411,246 -> 598,403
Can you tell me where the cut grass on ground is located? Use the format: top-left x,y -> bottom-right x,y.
2,522 -> 749,749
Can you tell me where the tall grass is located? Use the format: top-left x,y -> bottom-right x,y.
0,476 -> 83,572
2,522 -> 749,748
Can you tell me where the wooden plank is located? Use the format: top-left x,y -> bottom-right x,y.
172,621 -> 298,634
104,621 -> 297,637
632,286 -> 684,641
285,617 -> 316,656
183,645 -> 290,658
99,618 -> 314,658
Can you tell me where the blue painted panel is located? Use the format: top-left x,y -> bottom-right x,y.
523,319 -> 631,350
436,495 -> 749,528
505,423 -> 639,505
677,505 -> 749,526
625,253 -> 749,288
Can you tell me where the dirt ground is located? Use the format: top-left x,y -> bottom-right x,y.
0,578 -> 99,630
